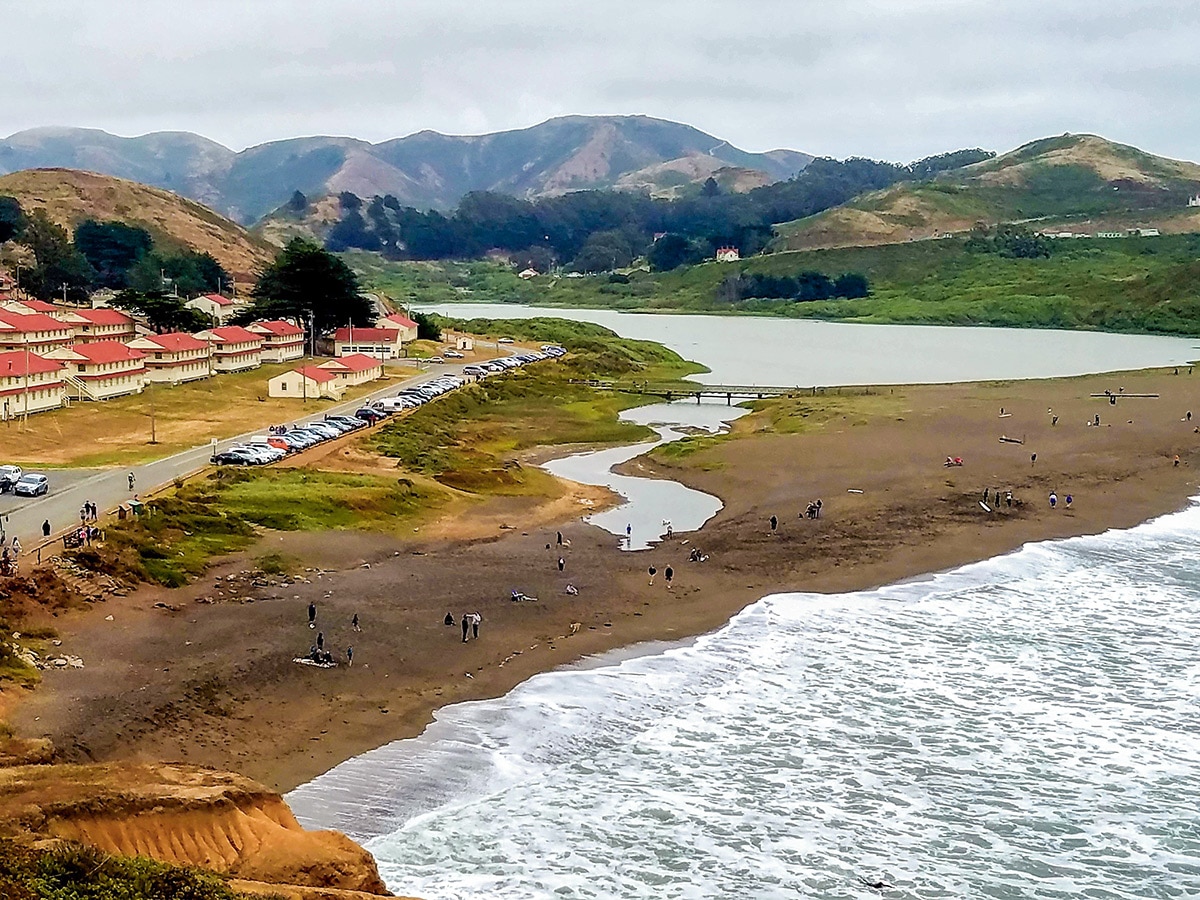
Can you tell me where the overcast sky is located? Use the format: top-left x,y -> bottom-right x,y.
4,0 -> 1198,162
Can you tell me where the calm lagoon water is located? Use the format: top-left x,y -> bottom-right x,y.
416,303 -> 1200,386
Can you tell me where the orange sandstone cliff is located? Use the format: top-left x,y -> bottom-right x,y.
0,762 -> 402,897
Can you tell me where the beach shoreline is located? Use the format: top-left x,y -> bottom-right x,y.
7,367 -> 1200,794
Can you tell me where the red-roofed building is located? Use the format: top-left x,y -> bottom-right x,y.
267,364 -> 344,401
2,298 -> 59,314
317,353 -> 385,387
333,327 -> 403,359
247,319 -> 305,363
375,312 -> 419,343
186,293 -> 239,324
0,350 -> 66,418
195,326 -> 263,373
128,332 -> 212,384
51,307 -> 137,343
0,310 -> 75,354
45,341 -> 147,400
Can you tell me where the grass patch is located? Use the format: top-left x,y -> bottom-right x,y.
74,468 -> 444,587
254,552 -> 295,576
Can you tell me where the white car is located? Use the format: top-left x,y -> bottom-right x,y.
445,350 -> 464,358
0,464 -> 22,493
497,337 -> 515,344
13,473 -> 49,497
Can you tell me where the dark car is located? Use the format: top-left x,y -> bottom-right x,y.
355,407 -> 385,423
212,448 -> 258,465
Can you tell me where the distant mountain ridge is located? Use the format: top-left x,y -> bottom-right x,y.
0,116 -> 814,224
772,134 -> 1200,252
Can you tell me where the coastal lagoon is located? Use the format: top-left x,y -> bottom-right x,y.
290,502 -> 1200,899
542,401 -> 747,550
416,303 -> 1200,386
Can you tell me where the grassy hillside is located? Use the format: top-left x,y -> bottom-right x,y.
0,168 -> 277,278
774,134 -> 1200,252
353,233 -> 1200,335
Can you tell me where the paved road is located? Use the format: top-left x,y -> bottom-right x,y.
0,361 -> 467,549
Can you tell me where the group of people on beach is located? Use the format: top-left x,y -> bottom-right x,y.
300,601 -> 354,668
447,611 -> 482,642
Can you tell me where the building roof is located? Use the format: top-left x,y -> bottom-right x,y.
382,313 -> 418,329
11,299 -> 60,313
248,319 -> 304,337
200,293 -> 235,307
291,365 -> 337,384
322,353 -> 384,373
57,341 -> 145,365
201,326 -> 263,345
131,331 -> 209,353
333,327 -> 399,343
70,308 -> 135,326
0,311 -> 73,334
0,349 -> 65,377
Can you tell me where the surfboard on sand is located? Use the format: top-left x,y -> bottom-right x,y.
980,501 -> 992,512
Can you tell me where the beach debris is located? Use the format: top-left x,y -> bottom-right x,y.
848,488 -> 864,493
152,602 -> 180,612
104,615 -> 114,621
999,435 -> 1024,444
293,657 -> 337,669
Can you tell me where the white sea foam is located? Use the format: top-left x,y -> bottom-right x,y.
288,502 -> 1200,900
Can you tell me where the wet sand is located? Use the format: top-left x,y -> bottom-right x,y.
9,368 -> 1200,793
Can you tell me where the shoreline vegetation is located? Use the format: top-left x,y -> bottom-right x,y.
350,231 -> 1200,336
4,323 -> 1200,898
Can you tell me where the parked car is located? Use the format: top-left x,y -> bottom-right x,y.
497,337 -> 515,344
325,415 -> 366,430
0,465 -> 22,493
426,355 -> 445,364
12,473 -> 48,497
463,365 -> 488,376
212,448 -> 258,465
355,407 -> 385,423
445,350 -> 464,359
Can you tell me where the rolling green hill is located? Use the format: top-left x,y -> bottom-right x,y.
773,134 -> 1200,252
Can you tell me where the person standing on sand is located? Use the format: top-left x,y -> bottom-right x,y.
346,646 -> 353,668
648,565 -> 657,585
665,566 -> 674,590
308,602 -> 316,629
471,612 -> 481,640
317,632 -> 325,651
626,524 -> 632,539
352,613 -> 361,632
462,614 -> 470,642
558,557 -> 565,572
1174,455 -> 1181,467
1049,492 -> 1057,509
556,531 -> 563,546
1065,494 -> 1073,509
1031,453 -> 1037,466
770,515 -> 778,534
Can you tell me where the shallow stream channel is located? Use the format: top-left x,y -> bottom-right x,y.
541,400 -> 748,551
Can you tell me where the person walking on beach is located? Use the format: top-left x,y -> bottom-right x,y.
1049,492 -> 1057,509
648,565 -> 657,585
352,613 -> 361,632
1031,453 -> 1037,466
346,646 -> 353,668
462,614 -> 470,643
769,515 -> 778,534
1174,455 -> 1181,467
556,531 -> 563,547
665,566 -> 674,591
471,612 -> 481,640
558,556 -> 565,572
316,631 -> 325,651
1065,494 -> 1073,509
308,602 -> 317,628
42,520 -> 50,538
1005,491 -> 1013,508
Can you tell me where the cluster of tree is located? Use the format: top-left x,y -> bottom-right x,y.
313,149 -> 996,271
0,195 -> 230,302
717,270 -> 871,303
964,224 -> 1053,259
232,238 -> 374,334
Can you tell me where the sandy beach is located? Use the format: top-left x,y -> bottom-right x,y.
8,366 -> 1200,793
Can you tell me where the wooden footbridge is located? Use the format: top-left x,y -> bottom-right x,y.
571,379 -> 817,405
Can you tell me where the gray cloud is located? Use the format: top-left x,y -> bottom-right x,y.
2,0 -> 1197,162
